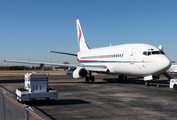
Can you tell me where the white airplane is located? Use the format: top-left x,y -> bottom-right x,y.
5,19 -> 172,86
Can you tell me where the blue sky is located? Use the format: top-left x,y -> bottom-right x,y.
0,0 -> 177,66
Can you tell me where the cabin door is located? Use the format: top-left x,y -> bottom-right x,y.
129,48 -> 137,74
129,48 -> 136,64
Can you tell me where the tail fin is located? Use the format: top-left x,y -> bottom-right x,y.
76,19 -> 89,51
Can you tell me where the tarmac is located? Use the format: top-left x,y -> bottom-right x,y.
0,74 -> 177,120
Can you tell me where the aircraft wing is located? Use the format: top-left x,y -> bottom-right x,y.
4,60 -> 77,68
4,60 -> 108,72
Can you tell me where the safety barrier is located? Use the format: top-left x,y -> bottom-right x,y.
0,89 -> 45,120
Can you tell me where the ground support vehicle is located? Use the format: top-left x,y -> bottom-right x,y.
15,72 -> 58,102
170,79 -> 177,90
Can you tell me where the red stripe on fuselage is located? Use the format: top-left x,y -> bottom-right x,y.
77,59 -> 143,63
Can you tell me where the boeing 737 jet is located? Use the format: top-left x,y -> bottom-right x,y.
5,19 -> 172,86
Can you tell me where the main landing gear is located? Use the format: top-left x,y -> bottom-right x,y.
118,75 -> 127,83
85,71 -> 95,83
144,81 -> 151,86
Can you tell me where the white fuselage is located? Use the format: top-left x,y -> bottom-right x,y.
77,43 -> 171,77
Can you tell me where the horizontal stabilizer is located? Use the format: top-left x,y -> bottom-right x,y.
49,51 -> 77,56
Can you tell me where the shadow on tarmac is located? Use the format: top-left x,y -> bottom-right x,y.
49,77 -> 170,85
103,78 -> 170,85
0,79 -> 24,83
103,78 -> 143,84
26,99 -> 90,106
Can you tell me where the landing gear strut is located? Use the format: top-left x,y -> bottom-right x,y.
144,81 -> 151,86
85,71 -> 95,83
118,75 -> 127,83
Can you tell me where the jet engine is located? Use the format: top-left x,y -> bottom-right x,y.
66,67 -> 87,79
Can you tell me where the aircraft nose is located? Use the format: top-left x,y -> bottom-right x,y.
157,56 -> 171,72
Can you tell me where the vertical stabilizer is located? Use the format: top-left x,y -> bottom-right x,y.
76,19 -> 89,51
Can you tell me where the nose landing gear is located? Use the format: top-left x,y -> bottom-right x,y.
144,81 -> 151,86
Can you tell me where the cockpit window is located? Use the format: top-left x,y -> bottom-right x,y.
143,52 -> 147,55
152,51 -> 160,55
143,51 -> 151,56
148,52 -> 151,55
160,50 -> 165,55
143,50 -> 165,56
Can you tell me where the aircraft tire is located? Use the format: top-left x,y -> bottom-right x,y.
118,76 -> 123,82
123,76 -> 127,82
118,75 -> 127,83
85,76 -> 90,83
173,84 -> 177,90
91,76 -> 95,83
145,81 -> 150,86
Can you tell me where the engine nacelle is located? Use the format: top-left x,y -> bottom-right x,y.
66,67 -> 87,79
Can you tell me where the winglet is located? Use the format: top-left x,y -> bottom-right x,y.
76,19 -> 89,51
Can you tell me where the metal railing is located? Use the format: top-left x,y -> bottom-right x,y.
0,89 -> 45,120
